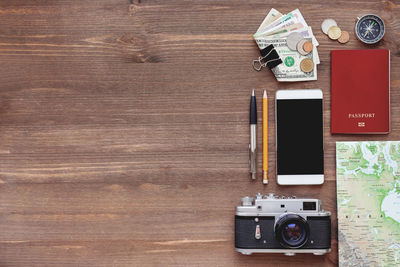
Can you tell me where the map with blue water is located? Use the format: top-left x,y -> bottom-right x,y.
337,141 -> 400,266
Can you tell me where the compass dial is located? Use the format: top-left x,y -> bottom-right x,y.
355,14 -> 385,44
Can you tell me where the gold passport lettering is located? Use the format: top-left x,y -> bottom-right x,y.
348,113 -> 375,119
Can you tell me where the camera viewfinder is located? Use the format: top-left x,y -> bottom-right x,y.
303,202 -> 316,211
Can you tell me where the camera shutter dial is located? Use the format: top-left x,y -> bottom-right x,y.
241,197 -> 254,206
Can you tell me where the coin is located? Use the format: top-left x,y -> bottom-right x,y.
286,32 -> 304,51
338,30 -> 350,44
302,41 -> 313,53
296,39 -> 309,56
328,26 -> 342,40
321,19 -> 337,34
300,58 -> 314,73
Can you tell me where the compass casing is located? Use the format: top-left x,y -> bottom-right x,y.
355,14 -> 385,44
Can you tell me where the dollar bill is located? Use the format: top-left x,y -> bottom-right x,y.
255,37 -> 317,82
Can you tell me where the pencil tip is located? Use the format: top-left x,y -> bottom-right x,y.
263,90 -> 267,98
263,172 -> 268,183
252,89 -> 255,96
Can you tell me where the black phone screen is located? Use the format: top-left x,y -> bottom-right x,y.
276,98 -> 324,175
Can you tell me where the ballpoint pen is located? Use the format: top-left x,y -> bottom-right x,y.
263,90 -> 268,184
249,89 -> 257,180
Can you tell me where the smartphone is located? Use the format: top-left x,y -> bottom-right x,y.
275,89 -> 324,185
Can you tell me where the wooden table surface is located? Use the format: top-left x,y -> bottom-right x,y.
0,0 -> 399,266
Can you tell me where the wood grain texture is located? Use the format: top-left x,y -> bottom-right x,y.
0,0 -> 399,266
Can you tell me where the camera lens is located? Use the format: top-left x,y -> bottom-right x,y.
275,214 -> 309,248
283,223 -> 305,245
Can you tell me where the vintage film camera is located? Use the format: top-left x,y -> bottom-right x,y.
235,193 -> 331,256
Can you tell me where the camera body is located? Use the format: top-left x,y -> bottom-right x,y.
235,193 -> 331,256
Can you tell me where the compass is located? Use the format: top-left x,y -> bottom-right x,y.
355,14 -> 385,44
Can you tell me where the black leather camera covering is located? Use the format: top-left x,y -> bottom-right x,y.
235,215 -> 331,249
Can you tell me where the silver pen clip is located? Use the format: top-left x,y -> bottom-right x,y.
249,146 -> 257,180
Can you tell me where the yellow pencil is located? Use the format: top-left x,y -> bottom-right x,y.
263,90 -> 268,184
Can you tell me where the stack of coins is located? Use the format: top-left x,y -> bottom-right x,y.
321,19 -> 350,44
286,32 -> 315,73
286,32 -> 314,56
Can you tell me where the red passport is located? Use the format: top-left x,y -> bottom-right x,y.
331,49 -> 390,134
